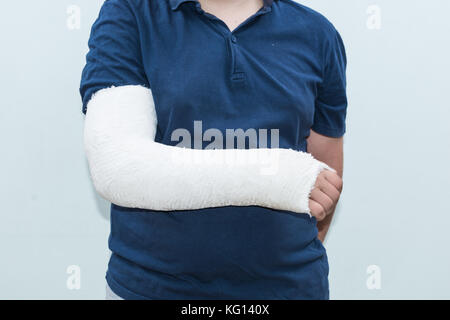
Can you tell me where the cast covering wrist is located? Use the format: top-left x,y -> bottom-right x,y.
83,85 -> 333,215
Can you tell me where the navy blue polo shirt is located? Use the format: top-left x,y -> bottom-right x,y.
80,0 -> 347,300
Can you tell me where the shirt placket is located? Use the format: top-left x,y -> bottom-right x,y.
192,2 -> 272,84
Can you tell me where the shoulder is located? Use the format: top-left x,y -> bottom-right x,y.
99,0 -> 171,25
94,0 -> 164,30
95,0 -> 137,23
277,0 -> 339,40
103,0 -> 170,14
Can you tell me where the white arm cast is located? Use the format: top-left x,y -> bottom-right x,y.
83,85 -> 333,215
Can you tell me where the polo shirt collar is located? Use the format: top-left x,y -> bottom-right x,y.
170,0 -> 275,11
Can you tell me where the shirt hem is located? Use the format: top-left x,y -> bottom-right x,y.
106,271 -> 152,300
311,124 -> 345,138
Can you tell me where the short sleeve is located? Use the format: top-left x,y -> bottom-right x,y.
312,27 -> 348,138
79,0 -> 149,114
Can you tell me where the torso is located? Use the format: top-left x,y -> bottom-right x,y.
106,0 -> 338,300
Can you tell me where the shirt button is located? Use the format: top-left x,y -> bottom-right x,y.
231,35 -> 237,43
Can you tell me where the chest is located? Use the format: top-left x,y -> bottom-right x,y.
138,5 -> 324,149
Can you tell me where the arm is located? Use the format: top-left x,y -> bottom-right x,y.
83,85 -> 333,214
307,129 -> 344,242
306,24 -> 348,240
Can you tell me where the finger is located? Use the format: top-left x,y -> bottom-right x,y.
310,188 -> 334,213
322,170 -> 343,192
309,199 -> 327,221
316,176 -> 341,204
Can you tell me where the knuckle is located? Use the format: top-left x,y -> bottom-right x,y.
316,174 -> 325,185
313,212 -> 322,220
326,198 -> 334,211
329,189 -> 339,202
318,208 -> 326,220
311,207 -> 321,220
336,176 -> 343,191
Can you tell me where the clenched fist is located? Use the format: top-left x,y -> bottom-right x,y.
309,169 -> 343,221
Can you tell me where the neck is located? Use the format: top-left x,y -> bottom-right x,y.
198,0 -> 264,12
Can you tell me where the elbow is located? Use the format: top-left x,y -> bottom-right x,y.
82,85 -> 159,207
83,124 -> 154,208
83,124 -> 116,203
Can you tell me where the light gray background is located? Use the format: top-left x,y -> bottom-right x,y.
0,0 -> 449,299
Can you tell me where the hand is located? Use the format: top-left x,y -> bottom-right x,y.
309,169 -> 343,221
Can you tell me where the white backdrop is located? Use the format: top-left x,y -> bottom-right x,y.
0,0 -> 449,299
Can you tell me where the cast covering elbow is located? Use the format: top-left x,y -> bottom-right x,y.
83,85 -> 332,215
